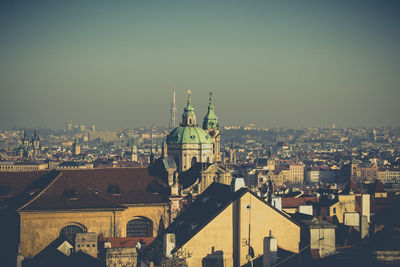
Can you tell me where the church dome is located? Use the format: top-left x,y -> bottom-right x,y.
166,126 -> 212,144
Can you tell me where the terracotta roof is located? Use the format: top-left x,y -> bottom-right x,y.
99,236 -> 155,248
0,170 -> 50,197
1,168 -> 169,211
64,168 -> 169,205
18,171 -> 124,211
281,197 -> 319,208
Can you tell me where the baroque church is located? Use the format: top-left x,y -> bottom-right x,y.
150,90 -> 232,199
16,129 -> 40,159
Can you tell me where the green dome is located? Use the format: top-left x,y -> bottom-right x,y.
166,126 -> 212,144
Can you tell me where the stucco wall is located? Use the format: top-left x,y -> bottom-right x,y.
19,204 -> 169,258
330,195 -> 356,223
182,205 -> 234,267
310,228 -> 335,258
239,192 -> 300,266
180,192 -> 301,267
19,210 -> 116,258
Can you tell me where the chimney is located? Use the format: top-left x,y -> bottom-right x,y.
232,178 -> 245,192
361,194 -> 370,223
163,233 -> 176,258
263,236 -> 277,267
271,197 -> 282,211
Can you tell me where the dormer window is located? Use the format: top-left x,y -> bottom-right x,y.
107,184 -> 121,195
0,186 -> 11,198
63,189 -> 78,200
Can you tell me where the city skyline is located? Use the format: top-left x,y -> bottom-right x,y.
1,1 -> 400,130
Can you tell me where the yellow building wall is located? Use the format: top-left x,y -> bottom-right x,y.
182,205 -> 234,267
180,192 -> 301,267
239,192 -> 300,266
19,210 -> 116,258
118,204 -> 169,237
19,204 -> 169,258
329,195 -> 356,224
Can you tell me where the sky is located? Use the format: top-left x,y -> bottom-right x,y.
1,0 -> 399,130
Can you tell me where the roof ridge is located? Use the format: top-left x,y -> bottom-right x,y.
17,171 -> 63,211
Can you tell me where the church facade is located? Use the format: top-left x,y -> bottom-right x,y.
151,90 -> 231,199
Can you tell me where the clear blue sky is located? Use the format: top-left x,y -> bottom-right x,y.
1,0 -> 399,129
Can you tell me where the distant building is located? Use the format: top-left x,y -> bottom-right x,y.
377,169 -> 400,184
56,161 -> 93,169
67,120 -> 73,132
305,165 -> 337,184
169,90 -> 177,128
351,162 -> 378,183
286,163 -> 305,185
0,161 -> 47,172
16,130 -> 41,160
72,138 -> 81,156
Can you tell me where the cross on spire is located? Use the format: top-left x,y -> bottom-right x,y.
187,88 -> 192,102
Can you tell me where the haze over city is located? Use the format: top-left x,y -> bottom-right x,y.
1,0 -> 400,130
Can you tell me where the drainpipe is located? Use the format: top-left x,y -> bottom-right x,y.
113,211 -> 116,237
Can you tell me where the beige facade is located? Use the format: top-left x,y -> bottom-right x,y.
377,169 -> 400,184
329,195 -> 356,224
18,204 -> 169,258
167,143 -> 214,172
288,164 -> 305,184
180,192 -> 301,267
0,162 -> 47,172
198,164 -> 232,194
351,163 -> 378,182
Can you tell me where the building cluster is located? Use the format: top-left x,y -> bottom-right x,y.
0,92 -> 399,266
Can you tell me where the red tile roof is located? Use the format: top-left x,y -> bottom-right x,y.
99,236 -> 155,248
64,168 -> 168,205
0,170 -> 49,197
1,168 -> 169,211
281,197 -> 319,208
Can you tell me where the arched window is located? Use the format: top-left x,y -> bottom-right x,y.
191,157 -> 197,167
60,224 -> 85,241
126,218 -> 152,237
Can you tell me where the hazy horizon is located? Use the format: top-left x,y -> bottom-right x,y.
1,1 -> 400,130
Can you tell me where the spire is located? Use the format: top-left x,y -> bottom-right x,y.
33,128 -> 40,141
182,88 -> 197,126
187,88 -> 191,103
203,91 -> 219,130
162,138 -> 168,158
170,90 -> 177,128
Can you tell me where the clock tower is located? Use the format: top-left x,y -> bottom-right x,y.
203,92 -> 221,162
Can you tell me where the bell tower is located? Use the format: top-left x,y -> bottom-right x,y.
203,92 -> 221,162
181,89 -> 197,127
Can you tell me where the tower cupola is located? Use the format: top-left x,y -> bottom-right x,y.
181,89 -> 197,126
203,92 -> 219,130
